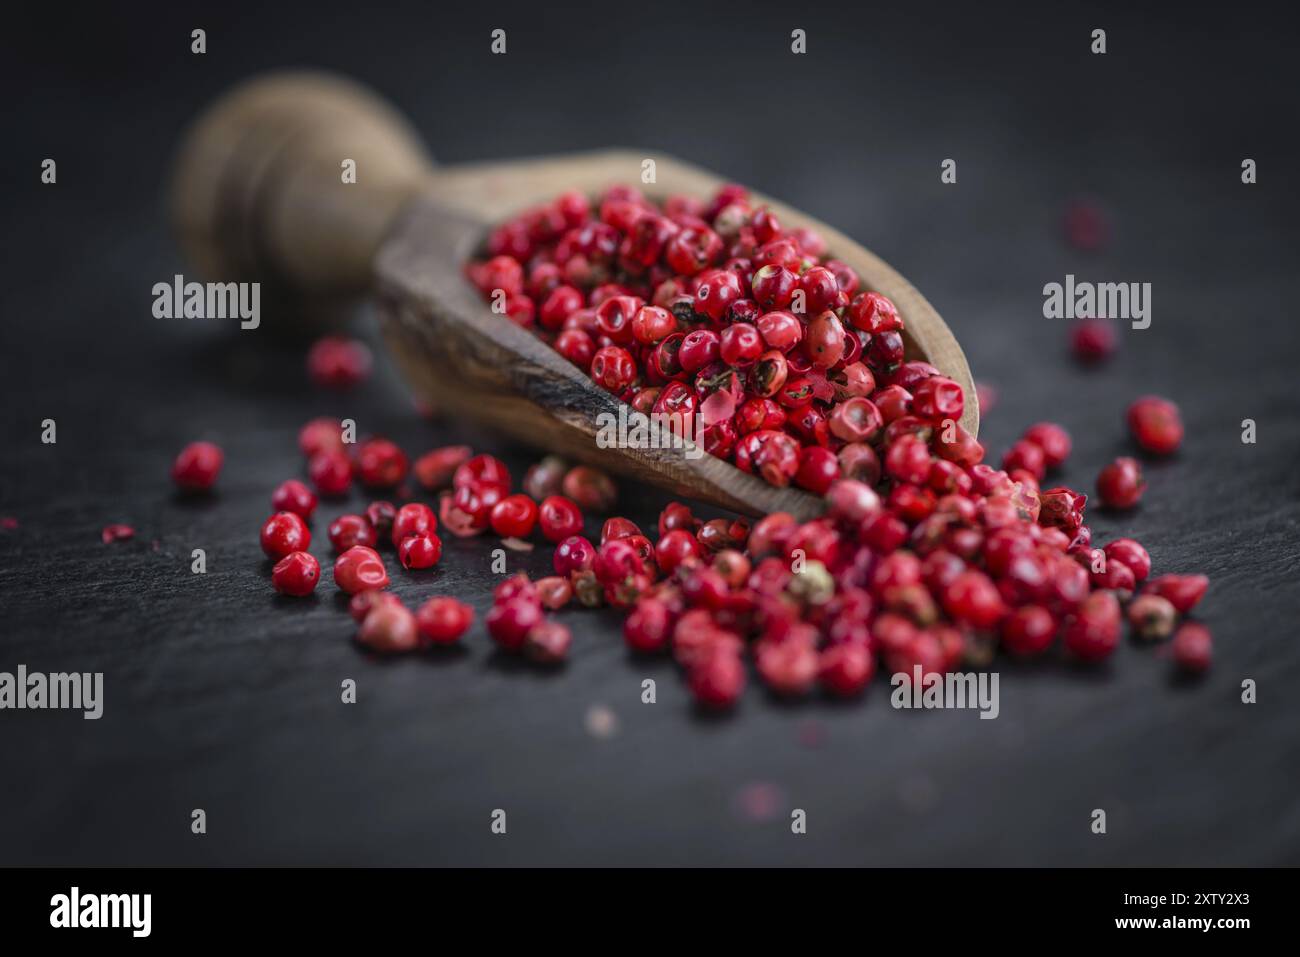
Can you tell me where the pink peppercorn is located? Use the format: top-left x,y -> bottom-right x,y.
818,642 -> 875,697
356,603 -> 419,653
308,450 -> 352,497
524,620 -> 572,664
172,441 -> 223,492
271,551 -> 320,597
1097,457 -> 1146,509
349,589 -> 402,623
1171,622 -> 1212,672
1127,594 -> 1177,641
334,546 -> 390,594
391,502 -> 436,547
688,649 -> 746,709
486,596 -> 543,650
1002,605 -> 1056,656
272,479 -> 318,519
299,417 -> 345,458
1022,422 -> 1072,469
1104,538 -> 1151,582
328,514 -> 376,552
1144,574 -> 1209,613
355,438 -> 409,489
1127,396 -> 1184,455
539,495 -> 584,542
1070,319 -> 1116,364
416,597 -> 474,644
307,335 -> 372,389
1063,591 -> 1121,661
260,511 -> 310,559
398,531 -> 443,570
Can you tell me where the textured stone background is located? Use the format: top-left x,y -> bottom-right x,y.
1,1 -> 1297,864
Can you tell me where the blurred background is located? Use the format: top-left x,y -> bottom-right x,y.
2,0 -> 1298,865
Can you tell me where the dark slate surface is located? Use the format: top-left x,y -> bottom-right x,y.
2,2 -> 1298,865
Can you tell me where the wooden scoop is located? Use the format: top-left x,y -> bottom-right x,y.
171,71 -> 977,521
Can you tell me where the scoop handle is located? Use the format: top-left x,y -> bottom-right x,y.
170,71 -> 435,306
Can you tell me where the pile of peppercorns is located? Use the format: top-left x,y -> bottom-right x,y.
150,183 -> 1212,710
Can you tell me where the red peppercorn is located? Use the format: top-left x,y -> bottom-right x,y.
356,603 -> 419,653
260,511 -> 310,559
1002,440 -> 1046,482
524,619 -> 572,664
349,589 -> 402,623
1070,319 -> 1116,364
594,295 -> 643,344
1144,573 -> 1209,613
593,538 -> 646,586
334,545 -> 390,594
307,336 -> 372,389
486,596 -> 543,650
910,376 -> 965,423
1104,538 -> 1151,581
1022,422 -> 1072,469
630,305 -> 676,345
1063,591 -> 1121,661
719,322 -> 763,366
172,441 -> 223,492
847,291 -> 901,334
364,500 -> 397,540
271,479 -> 317,519
271,551 -> 320,597
590,345 -> 637,393
1097,456 -> 1146,509
539,495 -> 584,543
398,531 -> 443,569
655,529 -> 702,574
308,449 -> 352,498
756,639 -> 819,696
553,535 -> 596,576
101,523 -> 135,544
299,417 -> 344,458
694,268 -> 744,321
453,454 -> 511,494
561,466 -> 617,512
489,493 -> 539,538
327,513 -> 376,552
1001,605 -> 1055,656
413,445 -> 473,490
535,576 -> 573,610
391,502 -> 437,547
555,328 -> 595,370
942,570 -> 1007,629
1171,622 -> 1212,672
415,596 -> 474,644
624,598 -> 673,653
1127,396 -> 1184,455
884,434 -> 932,485
539,284 -> 584,330
355,438 -> 409,489
665,226 -> 723,276
794,445 -> 840,495
818,642 -> 875,697
678,329 -> 721,374
449,481 -> 502,532
688,648 -> 745,709
1126,593 -> 1177,641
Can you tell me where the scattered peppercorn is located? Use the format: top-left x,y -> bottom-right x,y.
172,441 -> 223,491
